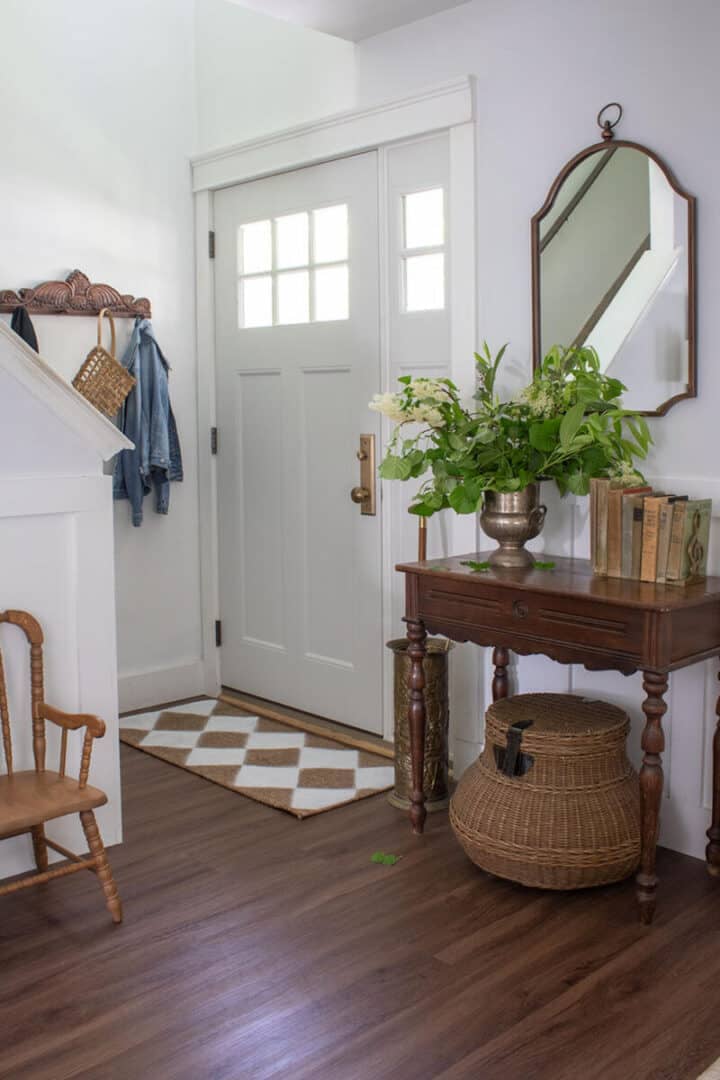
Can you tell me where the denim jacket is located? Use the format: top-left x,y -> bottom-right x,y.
113,319 -> 183,526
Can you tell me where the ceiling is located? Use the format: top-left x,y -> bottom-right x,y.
232,0 -> 471,42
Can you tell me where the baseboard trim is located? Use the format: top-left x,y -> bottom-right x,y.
118,660 -> 206,713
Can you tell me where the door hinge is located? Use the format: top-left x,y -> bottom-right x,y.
215,619 -> 222,647
208,230 -> 216,259
210,426 -> 218,455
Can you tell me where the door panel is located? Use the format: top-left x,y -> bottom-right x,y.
214,152 -> 383,732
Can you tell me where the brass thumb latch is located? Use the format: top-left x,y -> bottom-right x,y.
350,434 -> 376,515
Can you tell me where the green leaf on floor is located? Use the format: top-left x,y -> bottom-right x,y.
371,851 -> 401,866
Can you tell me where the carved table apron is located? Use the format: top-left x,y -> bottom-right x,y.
398,553 -> 720,923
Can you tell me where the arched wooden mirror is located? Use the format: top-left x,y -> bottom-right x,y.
531,104 -> 696,416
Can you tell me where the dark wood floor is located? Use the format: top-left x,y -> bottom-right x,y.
2,745 -> 720,1080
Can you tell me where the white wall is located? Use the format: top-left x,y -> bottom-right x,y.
0,0 -> 204,710
356,0 -> 720,859
195,0 -> 355,151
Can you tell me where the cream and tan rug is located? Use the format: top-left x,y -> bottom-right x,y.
119,697 -> 394,818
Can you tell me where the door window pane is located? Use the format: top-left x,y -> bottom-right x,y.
314,264 -> 349,322
241,275 -> 273,328
404,253 -> 445,312
277,270 -> 310,324
313,204 -> 348,264
404,188 -> 444,249
240,220 -> 272,274
276,212 -> 309,269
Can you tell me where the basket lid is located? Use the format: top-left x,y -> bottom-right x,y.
486,693 -> 629,753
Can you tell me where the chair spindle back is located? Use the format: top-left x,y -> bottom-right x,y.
0,648 -> 12,776
0,610 -> 45,774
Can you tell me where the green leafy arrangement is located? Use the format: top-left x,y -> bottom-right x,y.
369,344 -> 651,518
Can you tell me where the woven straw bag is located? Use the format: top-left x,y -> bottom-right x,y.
450,693 -> 641,890
72,308 -> 136,417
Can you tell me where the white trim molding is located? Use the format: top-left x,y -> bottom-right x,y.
118,659 -> 208,714
191,77 -> 475,192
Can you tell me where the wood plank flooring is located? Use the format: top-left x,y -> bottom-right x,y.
1,743 -> 719,1080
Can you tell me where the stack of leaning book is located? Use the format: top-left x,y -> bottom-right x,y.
590,478 -> 712,585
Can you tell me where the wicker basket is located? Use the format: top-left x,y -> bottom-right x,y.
72,308 -> 135,417
449,693 -> 640,890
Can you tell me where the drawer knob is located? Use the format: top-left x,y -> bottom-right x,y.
513,600 -> 529,619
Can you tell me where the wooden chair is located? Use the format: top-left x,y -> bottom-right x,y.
0,609 -> 122,924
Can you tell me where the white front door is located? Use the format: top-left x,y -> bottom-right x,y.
214,152 -> 383,732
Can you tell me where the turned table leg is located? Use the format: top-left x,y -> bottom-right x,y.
406,619 -> 428,835
636,670 -> 668,924
705,667 -> 720,875
492,646 -> 510,702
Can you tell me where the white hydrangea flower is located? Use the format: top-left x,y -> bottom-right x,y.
518,385 -> 556,417
608,461 -> 643,487
368,393 -> 408,424
410,403 -> 444,428
409,378 -> 451,403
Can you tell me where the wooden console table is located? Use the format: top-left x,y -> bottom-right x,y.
398,553 -> 720,923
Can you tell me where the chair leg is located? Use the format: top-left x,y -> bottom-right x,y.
31,824 -> 48,873
79,811 -> 123,925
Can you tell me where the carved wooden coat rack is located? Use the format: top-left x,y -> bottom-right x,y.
0,269 -> 151,318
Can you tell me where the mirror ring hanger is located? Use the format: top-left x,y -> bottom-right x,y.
597,102 -> 623,141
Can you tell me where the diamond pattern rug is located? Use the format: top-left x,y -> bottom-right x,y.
119,698 -> 394,818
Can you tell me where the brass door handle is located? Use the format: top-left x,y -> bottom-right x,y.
351,435 -> 376,515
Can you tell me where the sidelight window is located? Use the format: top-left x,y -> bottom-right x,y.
401,187 -> 446,312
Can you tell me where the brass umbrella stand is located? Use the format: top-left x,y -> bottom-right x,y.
387,514 -> 452,812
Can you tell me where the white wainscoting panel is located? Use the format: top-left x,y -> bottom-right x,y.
0,476 -> 123,878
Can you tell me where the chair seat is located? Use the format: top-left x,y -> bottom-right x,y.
0,771 -> 107,837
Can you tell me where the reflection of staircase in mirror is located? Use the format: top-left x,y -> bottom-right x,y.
585,245 -> 682,368
572,232 -> 651,348
541,146 -> 654,354
539,147 -> 617,254
589,249 -> 688,411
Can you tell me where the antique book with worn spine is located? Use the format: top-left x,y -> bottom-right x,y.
590,477 -> 597,569
608,485 -> 651,577
666,499 -> 713,585
640,495 -> 670,582
655,503 -> 674,583
666,501 -> 689,581
621,495 -> 635,579
622,492 -> 651,579
591,477 -> 610,575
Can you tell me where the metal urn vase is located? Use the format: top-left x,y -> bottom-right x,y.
480,484 -> 547,569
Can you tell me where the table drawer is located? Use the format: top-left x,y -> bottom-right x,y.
418,577 -> 645,658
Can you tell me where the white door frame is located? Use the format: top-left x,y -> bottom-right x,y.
192,76 -> 480,751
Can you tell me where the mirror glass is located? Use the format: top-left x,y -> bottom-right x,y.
533,143 -> 694,415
